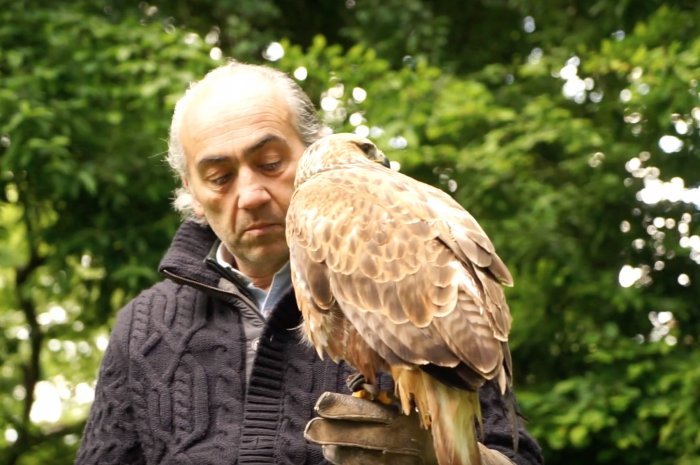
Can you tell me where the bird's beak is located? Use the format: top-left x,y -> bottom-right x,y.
380,154 -> 391,169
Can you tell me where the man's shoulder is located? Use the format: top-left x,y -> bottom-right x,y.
113,278 -> 201,330
122,278 -> 189,310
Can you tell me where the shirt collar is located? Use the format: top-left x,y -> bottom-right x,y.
215,241 -> 292,318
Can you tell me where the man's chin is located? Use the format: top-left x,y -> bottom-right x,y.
240,230 -> 285,246
244,243 -> 289,262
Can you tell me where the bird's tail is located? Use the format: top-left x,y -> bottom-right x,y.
393,368 -> 482,465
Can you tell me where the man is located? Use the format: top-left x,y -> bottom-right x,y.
75,61 -> 544,465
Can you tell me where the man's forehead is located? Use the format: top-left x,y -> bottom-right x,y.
179,69 -> 303,168
197,69 -> 276,103
185,72 -> 290,123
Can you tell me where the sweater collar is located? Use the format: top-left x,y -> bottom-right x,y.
157,222 -> 298,328
158,221 -> 222,289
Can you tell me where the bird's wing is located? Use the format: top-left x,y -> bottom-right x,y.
414,180 -> 513,342
287,163 -> 511,379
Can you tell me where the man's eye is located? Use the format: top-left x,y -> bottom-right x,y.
210,174 -> 232,186
260,161 -> 281,172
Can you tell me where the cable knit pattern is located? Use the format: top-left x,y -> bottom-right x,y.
76,221 -> 543,465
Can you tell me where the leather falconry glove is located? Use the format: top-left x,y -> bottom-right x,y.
305,392 -> 516,465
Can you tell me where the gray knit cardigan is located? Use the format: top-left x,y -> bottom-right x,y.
75,221 -> 544,465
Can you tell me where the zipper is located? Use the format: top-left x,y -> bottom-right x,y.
160,267 -> 262,318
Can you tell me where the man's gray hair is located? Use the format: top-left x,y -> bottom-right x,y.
166,61 -> 327,222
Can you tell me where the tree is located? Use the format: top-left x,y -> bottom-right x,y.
0,2 -> 214,463
2,1 -> 700,464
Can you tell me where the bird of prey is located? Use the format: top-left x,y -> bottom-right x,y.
286,133 -> 514,465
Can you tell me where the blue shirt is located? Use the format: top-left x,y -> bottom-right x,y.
215,242 -> 292,318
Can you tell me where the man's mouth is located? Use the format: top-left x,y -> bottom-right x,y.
244,223 -> 282,235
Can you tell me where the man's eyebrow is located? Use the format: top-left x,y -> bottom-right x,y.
196,135 -> 287,170
196,155 -> 230,170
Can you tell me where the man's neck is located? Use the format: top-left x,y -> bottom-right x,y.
241,272 -> 273,291
216,244 -> 280,290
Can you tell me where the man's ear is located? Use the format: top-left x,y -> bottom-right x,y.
183,178 -> 205,218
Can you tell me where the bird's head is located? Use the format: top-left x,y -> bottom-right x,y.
294,133 -> 390,187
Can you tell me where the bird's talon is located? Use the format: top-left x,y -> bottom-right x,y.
376,390 -> 394,405
352,389 -> 371,400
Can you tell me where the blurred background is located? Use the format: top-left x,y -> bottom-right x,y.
1,1 -> 699,463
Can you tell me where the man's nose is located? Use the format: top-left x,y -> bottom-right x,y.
237,171 -> 272,210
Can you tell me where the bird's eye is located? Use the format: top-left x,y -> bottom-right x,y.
359,142 -> 374,155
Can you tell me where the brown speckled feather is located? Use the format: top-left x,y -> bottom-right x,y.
287,134 -> 515,465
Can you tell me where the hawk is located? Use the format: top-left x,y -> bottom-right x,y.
286,133 -> 514,465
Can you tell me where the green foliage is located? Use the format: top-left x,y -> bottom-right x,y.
2,1 -> 700,464
0,2 -> 216,463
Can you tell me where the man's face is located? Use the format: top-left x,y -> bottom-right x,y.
180,74 -> 306,280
